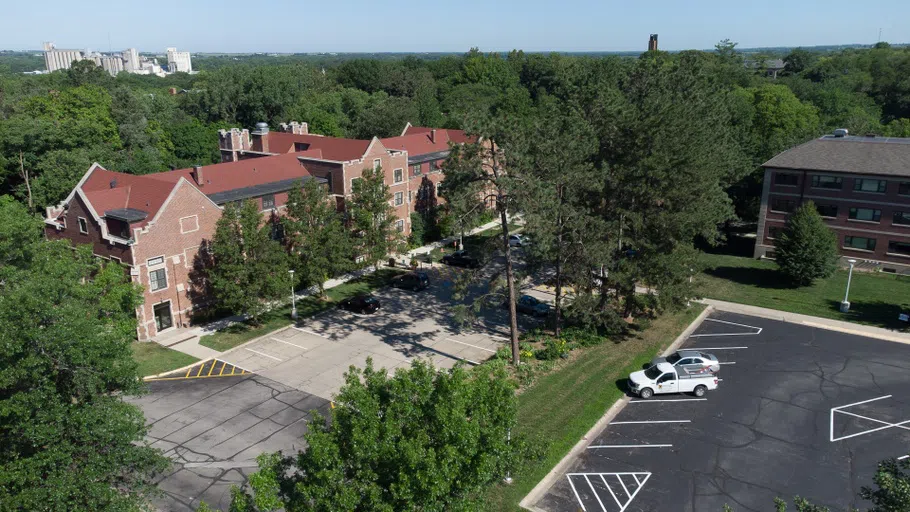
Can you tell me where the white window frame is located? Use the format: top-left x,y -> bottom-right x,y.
393,168 -> 403,184
60,216 -> 67,229
147,256 -> 165,267
394,192 -> 403,206
351,176 -> 361,192
412,164 -> 422,176
396,219 -> 405,232
373,158 -> 381,170
179,215 -> 199,234
261,194 -> 276,210
148,266 -> 169,292
78,217 -> 88,234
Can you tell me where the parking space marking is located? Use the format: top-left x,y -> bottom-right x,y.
146,359 -> 252,381
487,333 -> 509,341
566,472 -> 651,512
443,337 -> 497,353
689,318 -> 762,337
610,420 -> 690,425
244,347 -> 283,362
270,337 -> 307,350
899,455 -> 909,460
588,444 -> 673,449
630,398 -> 707,403
719,362 -> 736,365
828,395 -> 910,442
292,326 -> 328,338
689,346 -> 748,350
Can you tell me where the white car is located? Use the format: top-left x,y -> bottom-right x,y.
508,234 -> 529,247
628,362 -> 719,399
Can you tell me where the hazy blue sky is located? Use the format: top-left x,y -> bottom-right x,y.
3,0 -> 909,53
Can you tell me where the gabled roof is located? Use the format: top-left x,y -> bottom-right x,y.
81,168 -> 177,228
264,132 -> 372,161
401,125 -> 473,145
382,126 -> 474,165
763,135 -> 910,177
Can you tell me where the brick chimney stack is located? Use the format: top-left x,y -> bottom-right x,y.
648,34 -> 658,52
279,121 -> 309,135
192,165 -> 204,187
218,128 -> 251,162
430,129 -> 437,143
251,122 -> 270,153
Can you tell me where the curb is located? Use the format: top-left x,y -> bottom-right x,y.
518,304 -> 714,512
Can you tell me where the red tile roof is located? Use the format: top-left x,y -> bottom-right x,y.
401,126 -> 473,146
264,132 -> 371,161
81,168 -> 177,228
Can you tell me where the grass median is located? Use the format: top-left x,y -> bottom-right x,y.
698,252 -> 910,330
198,268 -> 405,353
133,342 -> 199,377
482,304 -> 706,511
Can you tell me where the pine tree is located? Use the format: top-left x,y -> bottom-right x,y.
210,199 -> 290,323
349,165 -> 403,270
284,179 -> 353,297
775,201 -> 838,287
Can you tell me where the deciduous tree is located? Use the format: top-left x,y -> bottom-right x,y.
209,199 -> 290,323
348,165 -> 403,270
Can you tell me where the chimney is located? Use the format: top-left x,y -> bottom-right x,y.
251,122 -> 270,153
109,179 -> 117,189
430,129 -> 437,143
193,165 -> 204,187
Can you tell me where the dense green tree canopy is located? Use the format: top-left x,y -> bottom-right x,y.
775,201 -> 839,287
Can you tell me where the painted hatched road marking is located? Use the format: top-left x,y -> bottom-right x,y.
566,472 -> 651,512
829,395 -> 910,442
689,318 -> 763,338
146,359 -> 252,381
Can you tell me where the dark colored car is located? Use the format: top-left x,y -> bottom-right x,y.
338,294 -> 380,314
440,250 -> 480,268
392,271 -> 430,291
511,294 -> 551,317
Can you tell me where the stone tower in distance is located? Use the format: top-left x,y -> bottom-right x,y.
648,34 -> 658,51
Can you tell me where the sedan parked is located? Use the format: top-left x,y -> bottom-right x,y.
338,294 -> 380,314
508,234 -> 529,247
649,349 -> 719,375
512,294 -> 551,317
392,271 -> 430,291
440,250 -> 480,268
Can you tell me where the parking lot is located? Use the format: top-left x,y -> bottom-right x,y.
217,265 -> 528,398
533,311 -> 910,512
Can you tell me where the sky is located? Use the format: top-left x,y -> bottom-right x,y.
2,0 -> 909,54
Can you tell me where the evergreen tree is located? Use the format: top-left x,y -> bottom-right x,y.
775,201 -> 839,287
284,179 -> 353,296
348,165 -> 402,270
209,199 -> 290,323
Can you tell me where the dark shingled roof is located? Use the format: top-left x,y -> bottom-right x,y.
104,208 -> 149,223
763,135 -> 910,177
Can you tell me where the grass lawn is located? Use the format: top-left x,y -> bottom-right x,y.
698,252 -> 910,330
423,222 -> 521,263
198,268 -> 404,353
133,342 -> 199,377
481,305 -> 706,511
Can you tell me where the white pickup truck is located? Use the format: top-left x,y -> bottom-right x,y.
628,362 -> 719,399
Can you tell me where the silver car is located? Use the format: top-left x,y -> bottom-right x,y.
650,349 -> 719,375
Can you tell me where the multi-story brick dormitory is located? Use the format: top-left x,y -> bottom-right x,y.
755,129 -> 910,274
44,121 -> 471,340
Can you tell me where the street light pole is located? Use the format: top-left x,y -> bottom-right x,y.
289,269 -> 297,321
840,259 -> 857,313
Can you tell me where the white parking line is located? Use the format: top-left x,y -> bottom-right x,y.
899,455 -> 909,460
610,420 -> 691,425
630,398 -> 707,403
487,333 -> 509,341
719,362 -> 736,365
292,326 -> 328,338
244,347 -> 283,362
702,318 -> 763,333
690,346 -> 748,350
271,337 -> 307,350
444,337 -> 497,353
588,444 -> 672,449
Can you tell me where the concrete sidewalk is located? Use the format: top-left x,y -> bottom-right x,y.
151,219 -> 504,358
701,298 -> 910,345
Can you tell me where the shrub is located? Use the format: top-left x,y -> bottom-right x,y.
561,327 -> 605,347
535,338 -> 570,361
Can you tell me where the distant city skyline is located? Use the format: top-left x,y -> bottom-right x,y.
3,0 -> 909,54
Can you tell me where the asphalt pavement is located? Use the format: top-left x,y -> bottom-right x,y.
533,311 -> 910,512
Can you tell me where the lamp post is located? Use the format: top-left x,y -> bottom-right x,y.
289,269 -> 297,321
840,259 -> 857,313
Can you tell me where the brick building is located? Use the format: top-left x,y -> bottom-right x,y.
44,121 -> 470,340
754,130 -> 910,274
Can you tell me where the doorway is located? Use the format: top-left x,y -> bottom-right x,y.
153,301 -> 173,333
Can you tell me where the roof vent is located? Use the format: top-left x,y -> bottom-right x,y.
833,128 -> 849,138
254,122 -> 269,134
109,179 -> 117,189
